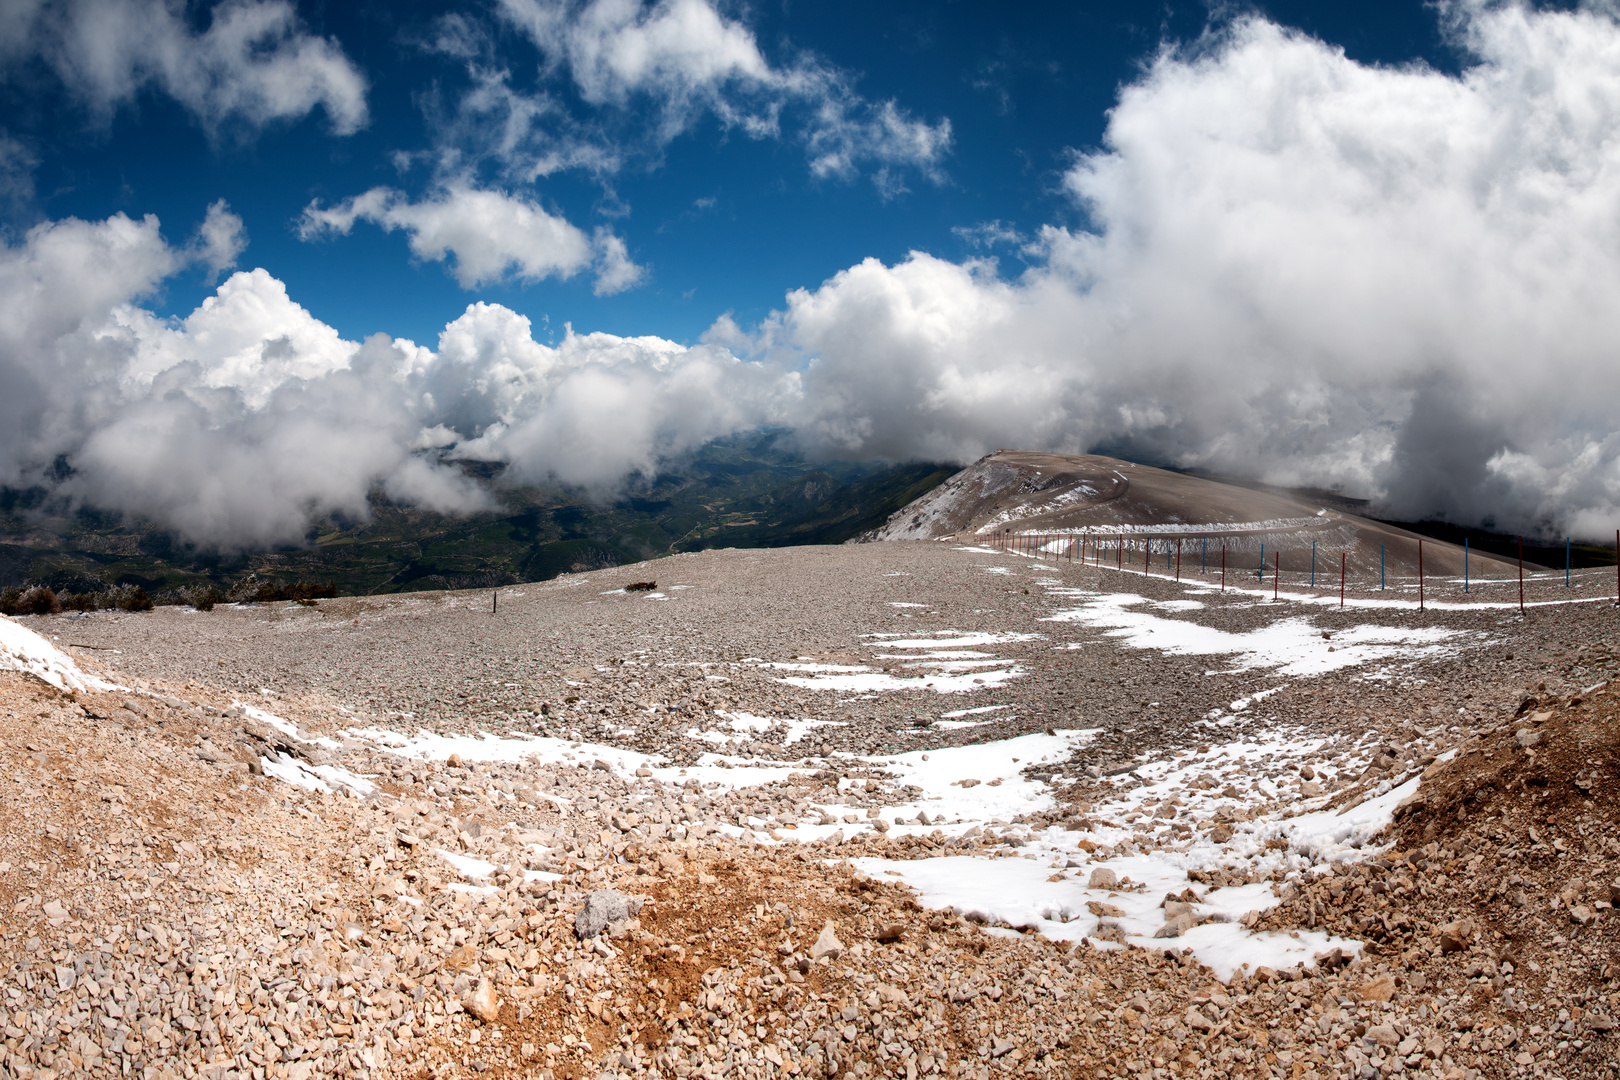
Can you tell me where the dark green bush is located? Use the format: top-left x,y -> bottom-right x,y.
115,585 -> 153,612
226,574 -> 337,604
12,586 -> 62,616
184,585 -> 222,611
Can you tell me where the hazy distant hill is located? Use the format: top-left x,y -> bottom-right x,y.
0,433 -> 956,598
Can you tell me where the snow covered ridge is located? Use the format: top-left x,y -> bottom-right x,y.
0,615 -> 123,692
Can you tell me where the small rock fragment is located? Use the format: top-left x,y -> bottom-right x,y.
1366,1024 -> 1400,1048
465,978 -> 500,1023
810,920 -> 845,960
1439,918 -> 1475,953
1087,868 -> 1118,890
1354,975 -> 1396,1003
574,890 -> 643,940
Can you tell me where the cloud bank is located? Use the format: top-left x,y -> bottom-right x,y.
0,208 -> 786,548
769,1 -> 1620,538
12,2 -> 1620,547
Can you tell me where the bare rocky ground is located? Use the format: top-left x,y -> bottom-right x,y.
0,539 -> 1615,1080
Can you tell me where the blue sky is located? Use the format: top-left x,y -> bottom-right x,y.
5,0 -> 1456,346
9,0 -> 1620,548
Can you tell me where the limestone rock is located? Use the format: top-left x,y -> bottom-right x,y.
465,978 -> 500,1023
1439,918 -> 1475,953
1366,1024 -> 1400,1048
1154,912 -> 1196,938
1184,1007 -> 1215,1033
1354,975 -> 1396,1003
810,920 -> 845,960
574,889 -> 643,940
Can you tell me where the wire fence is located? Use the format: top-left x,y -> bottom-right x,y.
983,528 -> 1620,613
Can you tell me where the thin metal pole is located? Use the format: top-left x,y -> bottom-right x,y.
1566,536 -> 1571,587
1418,539 -> 1424,611
492,590 -> 498,614
1221,544 -> 1226,592
1464,538 -> 1469,594
1117,536 -> 1122,571
1311,541 -> 1316,587
1381,545 -> 1385,590
1202,537 -> 1207,574
1273,552 -> 1279,600
1260,539 -> 1265,574
1519,535 -> 1525,613
1176,539 -> 1181,582
1340,552 -> 1345,607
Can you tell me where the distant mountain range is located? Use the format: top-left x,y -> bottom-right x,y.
0,432 -> 956,599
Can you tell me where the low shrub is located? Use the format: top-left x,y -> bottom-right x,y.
226,575 -> 337,604
114,585 -> 153,612
8,586 -> 63,616
183,585 -> 223,611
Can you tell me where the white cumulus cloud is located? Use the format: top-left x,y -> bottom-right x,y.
300,184 -> 642,294
494,0 -> 951,185
191,198 -> 246,280
0,207 -> 776,548
2,0 -> 368,135
18,3 -> 1620,548
743,1 -> 1620,537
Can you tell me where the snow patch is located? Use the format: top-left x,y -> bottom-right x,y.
1044,591 -> 1465,676
0,616 -> 123,693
